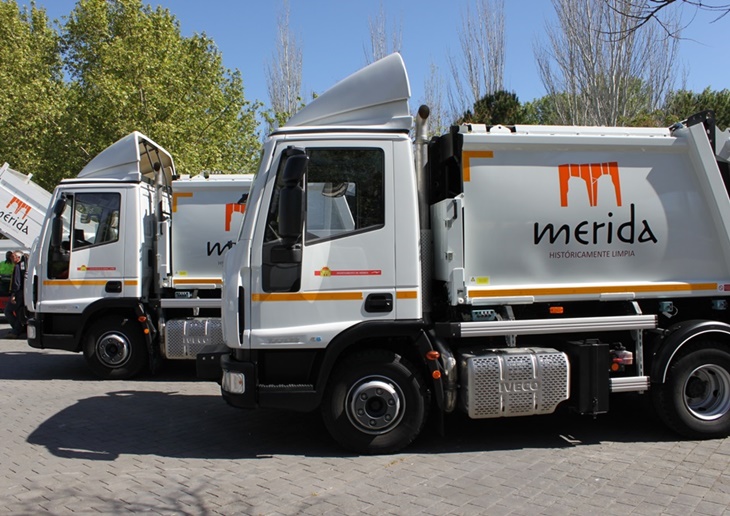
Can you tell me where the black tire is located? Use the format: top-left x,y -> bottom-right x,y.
83,315 -> 148,380
321,349 -> 430,454
653,342 -> 730,439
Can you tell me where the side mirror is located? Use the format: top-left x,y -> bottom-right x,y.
52,195 -> 67,216
50,195 -> 68,250
278,153 -> 308,241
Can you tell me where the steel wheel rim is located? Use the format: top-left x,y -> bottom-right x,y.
96,332 -> 131,368
346,376 -> 404,435
683,364 -> 730,421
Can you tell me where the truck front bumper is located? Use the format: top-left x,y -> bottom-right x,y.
220,353 -> 257,409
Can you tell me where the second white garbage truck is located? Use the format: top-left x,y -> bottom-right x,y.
25,132 -> 253,379
208,53 -> 730,453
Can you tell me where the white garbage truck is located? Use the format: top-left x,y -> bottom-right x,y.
211,53 -> 730,453
25,132 -> 253,379
0,163 -> 53,312
0,163 -> 53,250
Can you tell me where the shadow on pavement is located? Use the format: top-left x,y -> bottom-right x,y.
27,388 -> 680,461
0,349 -> 97,381
27,390 -> 335,460
413,393 -> 678,454
0,347 -> 204,382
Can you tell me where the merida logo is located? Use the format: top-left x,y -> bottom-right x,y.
559,162 -> 621,207
534,162 -> 657,246
0,196 -> 32,234
225,202 -> 246,231
207,241 -> 234,256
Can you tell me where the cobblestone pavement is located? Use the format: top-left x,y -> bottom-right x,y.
2,325 -> 730,515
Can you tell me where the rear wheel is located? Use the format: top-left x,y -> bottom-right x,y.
653,342 -> 730,438
321,349 -> 430,454
83,315 -> 148,380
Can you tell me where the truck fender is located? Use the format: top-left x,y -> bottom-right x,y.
650,319 -> 730,384
420,330 -> 457,413
314,320 -> 426,400
76,298 -> 151,346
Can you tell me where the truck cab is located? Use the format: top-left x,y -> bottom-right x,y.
26,132 -> 167,376
27,132 -> 253,379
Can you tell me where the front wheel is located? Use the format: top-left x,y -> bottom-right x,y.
653,342 -> 730,438
83,315 -> 148,380
321,349 -> 430,454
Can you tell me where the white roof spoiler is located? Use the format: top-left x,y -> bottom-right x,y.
284,53 -> 412,132
77,131 -> 175,184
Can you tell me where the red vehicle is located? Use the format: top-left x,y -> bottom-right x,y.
0,274 -> 10,313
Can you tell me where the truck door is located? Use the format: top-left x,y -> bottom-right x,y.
250,142 -> 396,349
39,189 -> 128,314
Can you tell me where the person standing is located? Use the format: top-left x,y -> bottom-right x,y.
4,251 -> 27,338
0,251 -> 13,276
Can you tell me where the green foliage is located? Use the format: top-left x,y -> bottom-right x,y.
458,90 -> 527,126
521,87 -> 730,129
0,0 -> 261,191
662,88 -> 730,129
60,0 -> 261,181
0,0 -> 67,188
521,95 -> 562,125
261,95 -> 306,133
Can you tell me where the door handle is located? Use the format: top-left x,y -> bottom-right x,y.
105,281 -> 122,293
365,293 -> 393,313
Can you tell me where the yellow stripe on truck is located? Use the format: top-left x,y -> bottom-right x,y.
173,278 -> 223,286
462,150 -> 494,182
43,279 -> 139,286
470,282 -> 718,298
253,292 -> 364,302
252,290 -> 419,302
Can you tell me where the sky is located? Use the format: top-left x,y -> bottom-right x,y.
20,0 -> 730,115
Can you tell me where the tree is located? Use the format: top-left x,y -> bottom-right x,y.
522,95 -> 563,125
663,88 -> 730,128
364,2 -> 402,64
447,0 -> 505,120
58,0 -> 260,185
0,0 -> 67,189
535,0 -> 679,126
605,0 -> 730,37
265,0 -> 303,131
459,91 -> 526,126
421,60 -> 449,137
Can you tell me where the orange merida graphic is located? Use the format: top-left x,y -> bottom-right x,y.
462,151 -> 494,182
559,162 -> 621,207
225,202 -> 246,231
171,191 -> 193,212
7,196 -> 32,218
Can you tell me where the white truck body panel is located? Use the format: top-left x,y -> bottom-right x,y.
0,163 -> 52,249
244,138 -> 402,351
32,183 -> 148,315
170,174 -> 252,289
432,122 -> 730,305
34,174 -> 252,314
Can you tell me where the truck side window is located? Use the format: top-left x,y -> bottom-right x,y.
48,193 -> 123,278
72,193 -> 121,249
305,148 -> 384,243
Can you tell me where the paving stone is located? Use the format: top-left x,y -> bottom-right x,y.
4,333 -> 730,515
